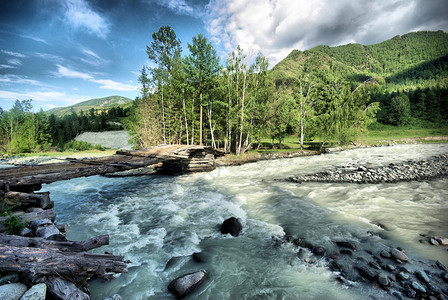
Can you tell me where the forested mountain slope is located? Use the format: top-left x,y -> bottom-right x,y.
46,96 -> 133,116
272,30 -> 448,88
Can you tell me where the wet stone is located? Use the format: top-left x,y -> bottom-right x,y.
436,260 -> 447,271
397,272 -> 410,280
391,248 -> 408,262
312,246 -> 326,256
357,265 -> 377,281
392,291 -> 405,300
369,261 -> 381,270
416,270 -> 430,283
441,272 -> 448,282
0,273 -> 19,285
411,281 -> 427,294
334,241 -> 357,250
429,238 -> 439,245
386,264 -> 396,271
377,272 -> 389,286
340,249 -> 352,255
380,250 -> 391,258
406,288 -> 417,298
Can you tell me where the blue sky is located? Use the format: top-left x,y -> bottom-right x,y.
1,0 -> 447,111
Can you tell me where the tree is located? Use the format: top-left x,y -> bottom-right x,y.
387,94 -> 411,125
146,25 -> 182,144
294,76 -> 319,149
185,33 -> 221,147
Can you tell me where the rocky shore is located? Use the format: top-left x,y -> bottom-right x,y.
287,153 -> 448,184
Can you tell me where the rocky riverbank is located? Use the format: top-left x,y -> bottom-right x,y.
287,153 -> 448,184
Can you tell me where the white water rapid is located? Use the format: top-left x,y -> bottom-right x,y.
42,144 -> 448,299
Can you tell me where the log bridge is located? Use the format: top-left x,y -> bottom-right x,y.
0,145 -> 223,298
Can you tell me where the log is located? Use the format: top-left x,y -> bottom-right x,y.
0,244 -> 127,281
5,191 -> 51,209
47,276 -> 90,300
0,234 -> 109,252
0,209 -> 56,233
35,224 -> 65,241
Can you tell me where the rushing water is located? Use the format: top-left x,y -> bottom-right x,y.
41,144 -> 448,299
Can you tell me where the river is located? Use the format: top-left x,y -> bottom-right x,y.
41,144 -> 448,299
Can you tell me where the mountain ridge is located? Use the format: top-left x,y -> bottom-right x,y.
46,95 -> 134,116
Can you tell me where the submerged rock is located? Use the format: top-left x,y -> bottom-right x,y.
0,273 -> 19,285
221,217 -> 242,236
416,270 -> 430,283
168,271 -> 207,298
377,272 -> 389,286
103,294 -> 122,300
411,281 -> 427,293
334,240 -> 357,250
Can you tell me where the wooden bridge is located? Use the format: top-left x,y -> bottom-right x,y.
0,145 -> 224,193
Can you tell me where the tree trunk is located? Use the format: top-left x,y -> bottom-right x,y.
5,191 -> 52,209
207,105 -> 216,149
0,234 -> 109,252
237,71 -> 247,156
47,276 -> 90,300
0,244 -> 128,282
182,91 -> 189,145
199,92 -> 203,146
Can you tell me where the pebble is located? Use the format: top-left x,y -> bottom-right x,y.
369,261 -> 381,270
416,270 -> 430,283
442,272 -> 448,282
392,291 -> 404,300
377,272 -> 389,286
411,281 -> 426,293
397,272 -> 410,280
386,264 -> 396,271
380,250 -> 391,258
390,248 -> 408,262
436,260 -> 447,271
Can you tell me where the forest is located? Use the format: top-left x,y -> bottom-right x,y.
0,29 -> 447,155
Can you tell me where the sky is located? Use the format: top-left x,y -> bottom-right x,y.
1,0 -> 447,112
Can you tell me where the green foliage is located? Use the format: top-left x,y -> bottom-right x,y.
62,140 -> 104,151
3,215 -> 28,235
387,94 -> 412,125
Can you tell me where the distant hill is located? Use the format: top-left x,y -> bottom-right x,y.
46,95 -> 134,116
272,30 -> 448,89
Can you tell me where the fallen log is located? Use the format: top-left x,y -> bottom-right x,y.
0,234 -> 109,252
0,244 -> 127,282
4,191 -> 52,209
0,209 -> 56,233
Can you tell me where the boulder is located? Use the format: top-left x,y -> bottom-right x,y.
312,246 -> 326,256
168,271 -> 207,298
334,240 -> 357,250
411,281 -> 426,294
220,217 -> 242,236
377,272 -> 389,286
390,248 -> 408,262
416,270 -> 430,283
20,283 -> 47,300
0,283 -> 27,300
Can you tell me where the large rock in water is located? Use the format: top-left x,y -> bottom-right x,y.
221,217 -> 242,236
168,271 -> 207,298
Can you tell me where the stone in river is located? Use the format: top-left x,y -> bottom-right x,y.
436,260 -> 447,271
340,249 -> 352,255
397,272 -> 410,280
312,246 -> 326,256
220,217 -> 242,236
416,270 -> 430,283
369,261 -> 381,270
377,272 -> 389,286
168,271 -> 207,299
356,265 -> 377,281
386,264 -> 396,272
334,240 -> 357,250
411,281 -> 426,294
441,272 -> 448,283
380,250 -> 391,258
390,248 -> 408,262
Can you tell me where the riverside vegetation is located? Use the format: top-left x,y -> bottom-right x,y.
0,30 -> 447,156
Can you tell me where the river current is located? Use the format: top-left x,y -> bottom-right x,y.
41,144 -> 448,299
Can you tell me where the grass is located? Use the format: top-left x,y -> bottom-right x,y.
359,122 -> 448,145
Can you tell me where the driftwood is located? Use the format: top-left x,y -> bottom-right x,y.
0,209 -> 56,233
0,244 -> 127,281
0,234 -> 109,252
47,276 -> 90,300
4,191 -> 52,209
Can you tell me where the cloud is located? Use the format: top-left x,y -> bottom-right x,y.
6,58 -> 22,66
80,48 -> 108,66
0,74 -> 43,86
62,0 -> 110,39
0,65 -> 16,69
55,65 -> 137,92
156,0 -> 194,15
0,89 -> 91,110
1,50 -> 27,58
206,0 -> 448,66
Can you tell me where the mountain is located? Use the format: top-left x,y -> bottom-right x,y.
46,95 -> 134,116
272,30 -> 448,89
